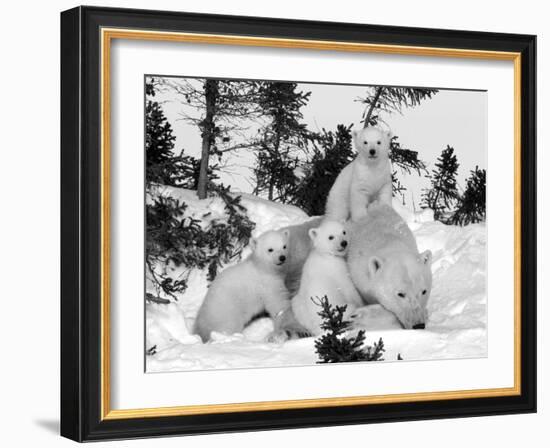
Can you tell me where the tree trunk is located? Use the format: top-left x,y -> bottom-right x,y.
364,86 -> 384,128
267,133 -> 281,201
197,79 -> 218,199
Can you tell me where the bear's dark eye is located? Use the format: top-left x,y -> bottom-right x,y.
342,231 -> 346,235
268,248 -> 273,253
422,289 -> 427,295
283,245 -> 287,250
397,292 -> 406,298
377,140 -> 381,145
363,141 -> 368,144
328,235 -> 334,240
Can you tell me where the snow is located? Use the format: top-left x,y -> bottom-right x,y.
146,188 -> 486,372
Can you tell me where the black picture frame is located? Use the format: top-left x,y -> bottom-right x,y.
61,5 -> 536,442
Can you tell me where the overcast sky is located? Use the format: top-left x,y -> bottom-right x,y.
152,77 -> 487,206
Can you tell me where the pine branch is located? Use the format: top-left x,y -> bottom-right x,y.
145,293 -> 171,305
364,86 -> 384,128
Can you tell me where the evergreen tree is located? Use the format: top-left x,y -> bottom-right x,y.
450,166 -> 486,225
158,77 -> 262,198
293,124 -> 354,215
145,83 -> 177,185
314,296 -> 385,363
421,145 -> 460,222
145,80 -> 255,301
145,78 -> 198,188
253,82 -> 312,202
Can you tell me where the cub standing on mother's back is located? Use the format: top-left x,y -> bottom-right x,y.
325,126 -> 393,222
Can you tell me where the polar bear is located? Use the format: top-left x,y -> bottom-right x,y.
279,217 -> 323,295
195,229 -> 296,342
347,202 -> 432,329
292,220 -> 363,335
325,126 -> 393,222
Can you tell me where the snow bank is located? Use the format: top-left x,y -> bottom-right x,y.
148,185 -> 307,237
146,187 -> 487,372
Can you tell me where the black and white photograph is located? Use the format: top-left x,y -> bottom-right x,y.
0,0 -> 542,444
145,75 -> 487,372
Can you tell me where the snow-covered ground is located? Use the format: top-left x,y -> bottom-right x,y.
146,187 -> 487,372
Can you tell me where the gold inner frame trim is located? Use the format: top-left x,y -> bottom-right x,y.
100,27 -> 522,421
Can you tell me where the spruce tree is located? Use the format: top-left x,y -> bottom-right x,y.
294,124 -> 354,215
145,79 -> 197,188
157,77 -> 262,198
314,296 -> 385,363
145,79 -> 255,301
146,84 -> 177,185
450,166 -> 486,225
421,145 -> 460,222
253,82 -> 312,203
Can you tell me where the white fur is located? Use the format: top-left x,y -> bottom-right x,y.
279,217 -> 322,295
292,220 -> 362,335
195,229 -> 292,341
325,127 -> 393,222
347,203 -> 433,329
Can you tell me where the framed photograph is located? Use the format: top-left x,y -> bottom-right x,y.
60,6 -> 536,442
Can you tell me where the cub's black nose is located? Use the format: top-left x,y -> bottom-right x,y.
369,149 -> 376,156
412,323 -> 425,330
341,240 -> 348,248
279,255 -> 286,262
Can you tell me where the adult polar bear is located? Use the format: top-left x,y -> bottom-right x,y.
347,202 -> 432,329
283,203 -> 433,330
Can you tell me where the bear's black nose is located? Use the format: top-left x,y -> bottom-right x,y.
279,255 -> 286,262
341,240 -> 348,248
369,149 -> 376,156
412,323 -> 425,330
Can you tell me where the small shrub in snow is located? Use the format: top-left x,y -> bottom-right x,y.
314,296 -> 385,363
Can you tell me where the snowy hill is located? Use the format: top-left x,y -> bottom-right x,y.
146,187 -> 486,372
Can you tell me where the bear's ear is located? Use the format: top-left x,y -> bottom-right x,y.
419,250 -> 432,265
282,229 -> 290,239
368,256 -> 383,277
352,129 -> 358,139
386,130 -> 393,140
249,237 -> 258,250
308,228 -> 318,241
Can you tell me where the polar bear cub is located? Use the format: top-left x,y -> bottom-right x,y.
325,126 -> 393,222
292,220 -> 363,335
195,229 -> 293,342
